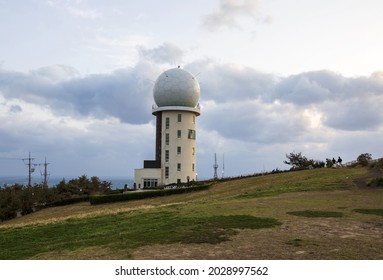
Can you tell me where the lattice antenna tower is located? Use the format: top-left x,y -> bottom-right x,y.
213,153 -> 218,179
39,157 -> 50,188
22,152 -> 37,187
222,153 -> 225,178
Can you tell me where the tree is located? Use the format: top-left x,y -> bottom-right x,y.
0,186 -> 21,222
357,153 -> 372,166
20,187 -> 34,215
284,151 -> 324,170
284,152 -> 309,169
326,158 -> 334,168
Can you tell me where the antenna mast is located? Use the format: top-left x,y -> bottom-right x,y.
40,157 -> 50,188
22,152 -> 35,187
213,153 -> 218,180
222,153 -> 225,178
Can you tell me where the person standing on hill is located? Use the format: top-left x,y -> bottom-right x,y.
337,156 -> 343,167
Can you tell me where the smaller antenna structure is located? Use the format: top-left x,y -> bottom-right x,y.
222,153 -> 225,178
213,153 -> 219,180
39,157 -> 50,188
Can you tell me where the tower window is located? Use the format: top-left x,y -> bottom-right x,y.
192,147 -> 195,155
177,114 -> 182,122
177,130 -> 181,138
192,163 -> 195,172
188,129 -> 196,140
177,163 -> 181,171
192,116 -> 195,124
165,150 -> 169,162
177,146 -> 181,155
165,133 -> 169,145
165,167 -> 169,179
165,117 -> 170,129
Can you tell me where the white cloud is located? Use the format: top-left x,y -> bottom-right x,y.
138,42 -> 185,65
203,0 -> 264,31
47,0 -> 101,19
31,65 -> 80,82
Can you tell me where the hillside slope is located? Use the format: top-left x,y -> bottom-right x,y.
1,167 -> 382,259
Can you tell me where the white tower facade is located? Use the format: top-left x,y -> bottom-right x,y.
134,67 -> 200,188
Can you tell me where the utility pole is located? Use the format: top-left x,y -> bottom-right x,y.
22,152 -> 35,187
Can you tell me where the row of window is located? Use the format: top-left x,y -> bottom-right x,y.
164,164 -> 195,179
165,129 -> 196,143
165,147 -> 195,161
165,115 -> 196,129
143,178 -> 158,188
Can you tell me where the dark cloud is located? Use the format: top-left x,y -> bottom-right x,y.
1,59 -> 383,178
322,94 -> 383,131
187,60 -> 277,103
271,70 -> 383,130
0,62 -> 160,124
201,100 -> 308,144
9,104 -> 22,113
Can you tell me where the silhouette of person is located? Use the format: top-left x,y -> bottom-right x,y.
337,156 -> 343,166
332,158 -> 336,165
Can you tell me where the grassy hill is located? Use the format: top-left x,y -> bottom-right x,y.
1,167 -> 382,260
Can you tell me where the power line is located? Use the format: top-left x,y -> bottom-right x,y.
0,157 -> 23,160
1,153 -> 51,187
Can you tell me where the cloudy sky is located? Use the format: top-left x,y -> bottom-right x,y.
1,0 -> 383,182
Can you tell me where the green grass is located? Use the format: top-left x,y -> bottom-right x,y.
236,168 -> 365,199
0,210 -> 281,259
1,166 -> 381,260
353,209 -> 383,216
287,210 -> 344,218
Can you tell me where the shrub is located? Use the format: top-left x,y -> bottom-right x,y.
367,177 -> 383,188
353,208 -> 383,216
357,153 -> 372,166
90,184 -> 211,205
284,152 -> 325,170
45,196 -> 89,207
371,158 -> 383,169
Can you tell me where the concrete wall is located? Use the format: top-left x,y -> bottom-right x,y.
161,110 -> 197,185
134,168 -> 161,189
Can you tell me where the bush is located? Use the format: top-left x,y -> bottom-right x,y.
357,153 -> 372,166
45,196 -> 90,207
90,184 -> 211,205
370,158 -> 383,169
367,177 -> 383,188
284,152 -> 325,170
353,208 -> 383,216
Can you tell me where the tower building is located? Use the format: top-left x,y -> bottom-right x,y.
134,67 -> 201,188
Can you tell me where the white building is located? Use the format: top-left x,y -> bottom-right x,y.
134,67 -> 201,188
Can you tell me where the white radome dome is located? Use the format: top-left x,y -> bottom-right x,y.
153,67 -> 200,107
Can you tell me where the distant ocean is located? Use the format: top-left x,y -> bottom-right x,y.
0,176 -> 134,190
